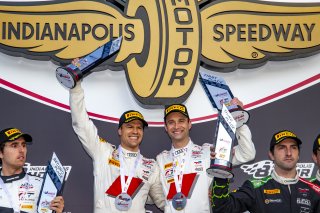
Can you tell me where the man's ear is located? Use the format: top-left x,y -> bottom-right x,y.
164,123 -> 168,133
118,128 -> 122,136
312,153 -> 318,164
268,151 -> 274,161
188,120 -> 192,130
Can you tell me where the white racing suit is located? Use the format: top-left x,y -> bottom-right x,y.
157,125 -> 255,213
0,170 -> 42,213
70,83 -> 165,213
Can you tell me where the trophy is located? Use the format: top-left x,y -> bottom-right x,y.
198,70 -> 250,128
207,104 -> 236,179
37,153 -> 66,213
56,36 -> 122,89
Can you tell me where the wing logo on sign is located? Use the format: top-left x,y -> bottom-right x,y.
241,160 -> 315,179
22,162 -> 72,180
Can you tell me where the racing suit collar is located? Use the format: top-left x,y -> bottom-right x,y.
271,170 -> 299,185
316,169 -> 320,182
120,146 -> 139,158
172,139 -> 193,157
0,169 -> 26,183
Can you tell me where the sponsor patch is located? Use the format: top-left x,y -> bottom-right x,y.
297,198 -> 311,206
165,168 -> 174,183
112,150 -> 119,160
125,111 -> 144,120
142,169 -> 151,181
108,158 -> 120,167
265,199 -> 282,204
5,128 -> 20,136
164,162 -> 173,169
127,152 -> 138,157
165,105 -> 186,114
142,159 -> 154,169
264,189 -> 280,194
20,204 -> 33,209
193,160 -> 204,172
191,150 -> 202,158
274,131 -> 296,141
298,187 -> 310,195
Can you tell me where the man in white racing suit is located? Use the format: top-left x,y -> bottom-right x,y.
157,101 -> 256,212
69,82 -> 165,213
0,127 -> 64,213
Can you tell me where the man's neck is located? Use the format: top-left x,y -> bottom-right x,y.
274,167 -> 297,179
172,138 -> 190,149
1,166 -> 23,176
120,144 -> 139,152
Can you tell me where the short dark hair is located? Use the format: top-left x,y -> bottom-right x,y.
313,148 -> 319,156
0,142 -> 5,165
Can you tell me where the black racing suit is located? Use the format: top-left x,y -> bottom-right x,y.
211,171 -> 320,213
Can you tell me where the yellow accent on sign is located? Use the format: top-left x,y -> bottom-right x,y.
264,189 -> 281,194
108,158 -> 120,167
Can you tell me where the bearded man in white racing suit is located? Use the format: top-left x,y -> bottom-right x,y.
157,101 -> 256,213
69,82 -> 165,213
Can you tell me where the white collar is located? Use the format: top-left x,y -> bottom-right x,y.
271,170 -> 299,185
316,169 -> 320,182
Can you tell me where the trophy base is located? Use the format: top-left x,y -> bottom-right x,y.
206,159 -> 234,179
230,107 -> 250,128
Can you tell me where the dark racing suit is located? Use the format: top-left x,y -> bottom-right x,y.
211,171 -> 320,213
310,169 -> 320,186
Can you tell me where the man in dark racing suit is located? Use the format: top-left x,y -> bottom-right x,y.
311,134 -> 320,186
211,130 -> 320,213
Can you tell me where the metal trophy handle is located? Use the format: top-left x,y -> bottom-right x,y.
56,36 -> 122,89
198,70 -> 250,128
206,104 -> 236,179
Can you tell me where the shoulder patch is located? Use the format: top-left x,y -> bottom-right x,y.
202,143 -> 212,149
158,149 -> 170,157
250,176 -> 272,189
141,158 -> 156,168
299,178 -> 320,195
308,177 -> 317,183
28,174 -> 43,183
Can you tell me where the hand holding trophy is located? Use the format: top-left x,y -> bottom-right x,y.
56,36 -> 122,88
199,71 -> 249,179
198,70 -> 249,128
